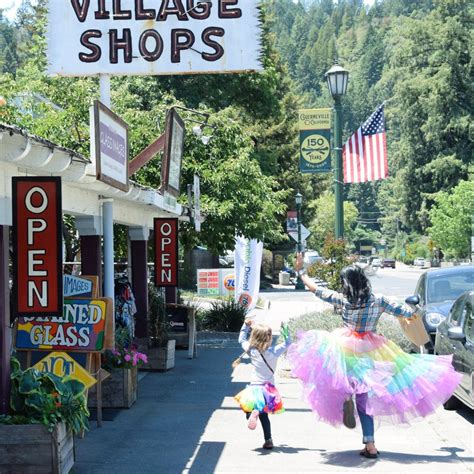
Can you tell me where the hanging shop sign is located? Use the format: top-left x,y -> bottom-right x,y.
160,108 -> 185,198
33,351 -> 97,390
91,100 -> 129,192
12,177 -> 63,318
46,0 -> 263,77
298,108 -> 332,173
15,298 -> 109,352
154,218 -> 178,287
193,174 -> 201,232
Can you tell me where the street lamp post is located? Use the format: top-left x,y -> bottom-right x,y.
295,192 -> 305,290
325,63 -> 349,240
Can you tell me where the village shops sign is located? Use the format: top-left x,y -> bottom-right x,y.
47,0 -> 263,76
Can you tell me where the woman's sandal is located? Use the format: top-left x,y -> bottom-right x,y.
359,448 -> 379,459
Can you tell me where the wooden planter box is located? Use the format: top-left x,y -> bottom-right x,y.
0,422 -> 74,474
143,339 -> 176,371
88,366 -> 138,409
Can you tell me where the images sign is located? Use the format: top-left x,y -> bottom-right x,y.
33,352 -> 97,390
16,298 -> 108,352
12,177 -> 63,318
47,0 -> 263,77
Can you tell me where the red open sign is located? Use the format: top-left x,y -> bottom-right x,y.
12,177 -> 63,317
154,218 -> 178,287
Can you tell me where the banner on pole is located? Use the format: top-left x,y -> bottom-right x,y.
234,237 -> 263,312
298,108 -> 331,173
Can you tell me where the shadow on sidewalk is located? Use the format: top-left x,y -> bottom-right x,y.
74,347 -> 245,474
320,446 -> 473,467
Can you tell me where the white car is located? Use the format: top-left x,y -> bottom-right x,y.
371,258 -> 382,267
304,251 -> 324,266
414,257 -> 426,267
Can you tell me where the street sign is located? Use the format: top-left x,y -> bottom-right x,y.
288,225 -> 310,242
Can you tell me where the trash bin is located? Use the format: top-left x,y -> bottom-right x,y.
279,271 -> 290,285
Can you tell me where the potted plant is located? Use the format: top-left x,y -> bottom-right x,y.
88,328 -> 147,409
0,357 -> 89,474
145,284 -> 176,371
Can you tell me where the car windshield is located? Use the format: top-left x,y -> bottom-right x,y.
427,271 -> 474,304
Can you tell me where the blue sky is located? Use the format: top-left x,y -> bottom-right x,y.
2,0 -> 377,21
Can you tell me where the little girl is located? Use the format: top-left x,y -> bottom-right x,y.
233,319 -> 291,450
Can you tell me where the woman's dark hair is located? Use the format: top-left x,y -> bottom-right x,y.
340,265 -> 372,305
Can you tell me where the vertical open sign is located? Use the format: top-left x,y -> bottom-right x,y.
154,218 -> 178,287
12,177 -> 63,318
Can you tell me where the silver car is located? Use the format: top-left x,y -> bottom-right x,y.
434,290 -> 474,410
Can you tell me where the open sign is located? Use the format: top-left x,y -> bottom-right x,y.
12,177 -> 63,318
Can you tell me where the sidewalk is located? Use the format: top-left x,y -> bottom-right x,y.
75,346 -> 473,473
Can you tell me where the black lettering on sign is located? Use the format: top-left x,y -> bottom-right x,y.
95,0 -> 110,19
109,29 -> 133,63
171,29 -> 195,63
219,0 -> 241,19
158,0 -> 187,21
113,0 -> 132,19
202,27 -> 224,61
135,0 -> 156,19
139,29 -> 164,61
70,0 -> 90,22
79,30 -> 102,62
187,0 -> 211,19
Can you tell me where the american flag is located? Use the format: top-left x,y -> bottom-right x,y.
343,104 -> 388,183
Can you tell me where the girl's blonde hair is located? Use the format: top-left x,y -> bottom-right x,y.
232,324 -> 272,368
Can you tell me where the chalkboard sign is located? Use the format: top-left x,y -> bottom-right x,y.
166,304 -> 188,333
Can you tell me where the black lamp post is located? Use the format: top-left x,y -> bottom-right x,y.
295,192 -> 305,290
325,63 -> 349,240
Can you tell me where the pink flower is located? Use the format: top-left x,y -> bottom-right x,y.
124,354 -> 132,362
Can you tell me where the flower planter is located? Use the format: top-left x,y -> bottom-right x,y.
88,366 -> 138,409
0,422 -> 74,474
143,339 -> 176,371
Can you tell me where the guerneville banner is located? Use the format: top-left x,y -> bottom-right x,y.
299,108 -> 332,173
234,236 -> 263,312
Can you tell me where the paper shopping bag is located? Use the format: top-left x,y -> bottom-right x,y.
398,314 -> 430,346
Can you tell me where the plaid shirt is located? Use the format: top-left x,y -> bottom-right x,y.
314,288 -> 414,333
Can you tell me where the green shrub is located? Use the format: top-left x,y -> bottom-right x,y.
0,357 -> 89,434
200,298 -> 248,332
287,311 -> 416,353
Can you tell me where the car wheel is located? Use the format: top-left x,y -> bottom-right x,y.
443,395 -> 462,411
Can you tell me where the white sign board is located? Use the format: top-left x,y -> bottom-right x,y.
47,0 -> 263,76
91,100 -> 129,191
193,174 -> 201,232
288,225 -> 310,242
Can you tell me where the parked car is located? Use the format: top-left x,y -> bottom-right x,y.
371,258 -> 382,268
381,258 -> 396,269
434,290 -> 474,410
304,251 -> 324,266
406,266 -> 474,349
414,257 -> 426,267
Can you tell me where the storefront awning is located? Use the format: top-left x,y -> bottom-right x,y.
0,123 -> 185,227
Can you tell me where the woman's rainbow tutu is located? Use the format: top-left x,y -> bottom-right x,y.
235,383 -> 284,414
287,327 -> 462,426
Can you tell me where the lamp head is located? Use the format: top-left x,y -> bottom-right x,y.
295,192 -> 303,206
325,63 -> 349,99
192,125 -> 203,137
201,135 -> 211,145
